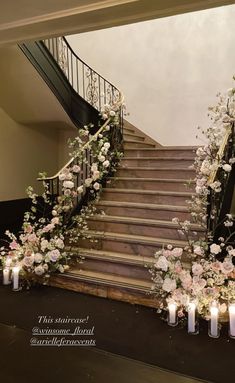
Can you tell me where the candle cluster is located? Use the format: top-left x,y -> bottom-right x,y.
2,258 -> 21,291
168,301 -> 235,338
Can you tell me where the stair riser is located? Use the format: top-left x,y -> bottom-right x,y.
96,205 -> 191,221
77,259 -> 150,280
121,158 -> 194,168
124,149 -> 195,158
123,127 -> 135,134
88,220 -> 190,240
124,142 -> 155,149
78,237 -> 159,257
108,179 -> 194,192
101,191 -> 191,206
116,168 -> 194,179
123,134 -> 145,142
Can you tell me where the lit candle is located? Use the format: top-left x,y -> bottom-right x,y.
210,305 -> 219,338
188,302 -> 196,333
12,266 -> 20,290
3,268 -> 11,285
168,302 -> 177,326
229,304 -> 235,338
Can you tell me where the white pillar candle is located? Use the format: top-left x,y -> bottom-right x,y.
12,266 -> 20,290
188,302 -> 196,333
3,268 -> 11,285
229,304 -> 235,338
168,302 -> 177,325
210,306 -> 219,337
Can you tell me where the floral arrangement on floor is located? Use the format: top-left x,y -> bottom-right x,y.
0,100 -> 124,287
149,82 -> 235,321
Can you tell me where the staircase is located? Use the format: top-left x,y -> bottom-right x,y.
50,122 -> 199,308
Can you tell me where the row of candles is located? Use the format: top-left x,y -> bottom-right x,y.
168,301 -> 235,338
3,258 -> 20,290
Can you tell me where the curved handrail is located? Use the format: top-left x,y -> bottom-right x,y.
42,36 -> 122,113
37,118 -> 111,181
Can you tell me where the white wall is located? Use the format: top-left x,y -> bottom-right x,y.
67,5 -> 235,146
0,108 -> 76,201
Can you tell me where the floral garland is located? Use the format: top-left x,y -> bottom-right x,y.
149,83 -> 235,320
0,101 -> 123,287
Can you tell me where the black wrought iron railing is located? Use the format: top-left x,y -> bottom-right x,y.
43,37 -> 122,120
207,124 -> 235,240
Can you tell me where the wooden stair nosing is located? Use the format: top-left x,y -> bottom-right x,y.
109,177 -> 194,183
68,248 -> 154,266
84,230 -> 188,247
88,214 -> 204,231
97,200 -> 190,212
102,188 -> 195,197
118,166 -> 195,171
61,269 -> 152,292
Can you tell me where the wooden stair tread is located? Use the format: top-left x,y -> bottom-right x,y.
69,247 -> 154,265
97,200 -> 189,211
109,177 -> 193,182
123,157 -> 194,160
118,166 -> 194,170
103,188 -> 194,196
124,147 -> 197,151
64,269 -> 153,291
89,214 -> 203,230
85,230 -> 188,246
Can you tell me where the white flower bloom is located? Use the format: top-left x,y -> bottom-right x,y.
155,255 -> 169,271
210,243 -> 221,255
84,178 -> 92,187
72,165 -> 81,173
162,277 -> 176,292
103,160 -> 110,168
55,238 -> 64,249
93,182 -> 100,191
35,265 -> 45,276
109,110 -> 116,117
47,249 -> 60,263
98,154 -> 105,162
227,88 -> 234,97
63,181 -> 74,189
52,210 -> 57,216
193,246 -> 204,256
23,255 -> 35,267
34,253 -> 43,263
221,260 -> 234,274
91,163 -> 98,172
223,164 -> 232,172
92,170 -> 100,180
77,185 -> 84,194
104,142 -> 110,149
192,263 -> 204,276
41,239 -> 49,251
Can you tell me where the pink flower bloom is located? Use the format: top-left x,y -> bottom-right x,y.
171,247 -> 183,258
27,233 -> 38,243
9,241 -> 19,250
192,263 -> 204,276
47,249 -> 60,262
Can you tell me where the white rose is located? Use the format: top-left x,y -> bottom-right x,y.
210,243 -> 221,255
155,255 -> 168,271
77,185 -> 84,194
92,170 -> 100,180
93,182 -> 100,191
98,154 -> 105,162
221,260 -> 234,274
192,263 -> 204,276
72,165 -> 81,173
162,277 -> 176,292
109,110 -> 116,117
85,178 -> 92,187
34,253 -> 43,263
223,164 -> 232,172
104,142 -> 110,149
35,265 -> 45,276
23,255 -> 35,267
193,246 -> 204,256
63,180 -> 74,189
103,160 -> 110,168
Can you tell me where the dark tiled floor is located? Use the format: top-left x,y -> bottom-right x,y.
0,323 -> 204,383
0,285 -> 234,383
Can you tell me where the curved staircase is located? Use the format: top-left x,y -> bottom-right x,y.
51,123 -> 199,308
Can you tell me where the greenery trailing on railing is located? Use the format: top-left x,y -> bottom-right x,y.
0,100 -> 124,287
149,80 -> 235,320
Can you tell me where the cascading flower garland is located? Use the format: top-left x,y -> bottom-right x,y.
149,82 -> 235,320
0,101 -> 123,286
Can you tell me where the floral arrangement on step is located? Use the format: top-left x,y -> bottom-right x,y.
0,101 -> 124,288
149,82 -> 235,322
